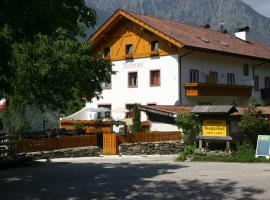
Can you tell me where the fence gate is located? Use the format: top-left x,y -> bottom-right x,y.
103,134 -> 118,155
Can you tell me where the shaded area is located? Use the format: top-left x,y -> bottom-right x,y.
0,161 -> 264,200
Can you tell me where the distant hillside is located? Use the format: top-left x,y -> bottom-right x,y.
85,0 -> 270,46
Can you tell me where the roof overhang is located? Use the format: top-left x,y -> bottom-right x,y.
90,9 -> 184,48
191,105 -> 238,116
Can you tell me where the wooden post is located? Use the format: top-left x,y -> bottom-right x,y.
199,139 -> 203,149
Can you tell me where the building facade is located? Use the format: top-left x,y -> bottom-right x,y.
88,9 -> 270,121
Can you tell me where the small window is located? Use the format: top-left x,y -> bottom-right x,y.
126,44 -> 133,55
98,104 -> 111,110
209,71 -> 218,82
265,77 -> 270,88
227,73 -> 235,85
150,70 -> 160,86
190,70 -> 199,83
101,76 -> 111,89
98,104 -> 111,118
254,75 -> 259,91
151,41 -> 159,51
128,72 -> 138,87
126,104 -> 135,118
104,47 -> 110,58
244,64 -> 249,76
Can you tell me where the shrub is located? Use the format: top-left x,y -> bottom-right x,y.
177,144 -> 195,161
239,105 -> 270,148
175,112 -> 199,145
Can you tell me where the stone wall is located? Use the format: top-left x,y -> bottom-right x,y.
26,146 -> 100,159
119,141 -> 184,155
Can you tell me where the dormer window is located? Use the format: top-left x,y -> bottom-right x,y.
151,41 -> 159,56
104,47 -> 110,58
126,44 -> 133,55
151,41 -> 159,51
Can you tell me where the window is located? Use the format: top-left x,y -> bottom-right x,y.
150,70 -> 160,86
98,104 -> 111,110
243,64 -> 249,76
128,72 -> 138,87
126,44 -> 133,55
151,41 -> 159,51
227,73 -> 235,85
98,104 -> 111,118
104,47 -> 110,58
101,76 -> 111,89
254,75 -> 259,91
265,77 -> 270,88
126,104 -> 135,118
209,71 -> 218,82
190,70 -> 199,83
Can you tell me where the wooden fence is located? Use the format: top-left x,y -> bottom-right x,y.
59,120 -> 150,134
60,120 -> 112,134
17,135 -> 97,153
103,131 -> 181,155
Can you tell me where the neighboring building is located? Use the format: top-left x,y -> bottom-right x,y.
87,9 -> 270,121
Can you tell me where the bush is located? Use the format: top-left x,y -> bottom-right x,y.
177,144 -> 195,161
239,105 -> 270,148
175,112 -> 199,145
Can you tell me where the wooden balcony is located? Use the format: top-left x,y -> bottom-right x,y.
261,88 -> 270,99
184,83 -> 253,97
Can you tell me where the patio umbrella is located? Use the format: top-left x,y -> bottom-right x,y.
112,107 -> 129,120
112,107 -> 129,113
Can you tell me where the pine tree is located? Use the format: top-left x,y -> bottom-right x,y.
131,104 -> 142,133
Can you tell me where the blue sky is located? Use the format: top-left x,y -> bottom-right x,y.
242,0 -> 270,18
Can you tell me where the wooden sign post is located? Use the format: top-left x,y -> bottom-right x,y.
192,105 -> 237,152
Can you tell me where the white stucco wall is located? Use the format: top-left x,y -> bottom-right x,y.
180,51 -> 270,105
88,50 -> 270,123
150,122 -> 180,132
88,54 -> 179,120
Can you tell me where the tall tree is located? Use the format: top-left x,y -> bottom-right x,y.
0,1 -> 113,135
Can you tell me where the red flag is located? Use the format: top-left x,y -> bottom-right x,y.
0,98 -> 7,111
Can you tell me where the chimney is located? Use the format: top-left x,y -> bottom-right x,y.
235,26 -> 249,41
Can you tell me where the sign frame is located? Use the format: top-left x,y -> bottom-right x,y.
255,135 -> 270,159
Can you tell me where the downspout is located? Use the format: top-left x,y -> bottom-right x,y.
178,49 -> 193,105
252,62 -> 266,97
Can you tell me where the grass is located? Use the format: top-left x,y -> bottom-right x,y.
177,144 -> 270,163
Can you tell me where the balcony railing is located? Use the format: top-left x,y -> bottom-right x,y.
261,88 -> 270,99
184,82 -> 253,97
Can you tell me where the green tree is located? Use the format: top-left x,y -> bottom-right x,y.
175,112 -> 199,145
239,105 -> 270,148
0,1 -> 113,135
131,104 -> 142,133
0,0 -> 96,40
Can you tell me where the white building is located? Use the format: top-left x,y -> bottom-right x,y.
88,9 -> 270,121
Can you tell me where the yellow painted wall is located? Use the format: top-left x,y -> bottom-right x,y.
92,19 -> 178,61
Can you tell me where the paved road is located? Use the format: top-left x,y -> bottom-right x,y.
0,155 -> 270,200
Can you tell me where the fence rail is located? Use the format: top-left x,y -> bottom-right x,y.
119,131 -> 181,144
17,135 -> 97,153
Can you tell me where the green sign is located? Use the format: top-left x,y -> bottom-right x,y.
255,135 -> 270,159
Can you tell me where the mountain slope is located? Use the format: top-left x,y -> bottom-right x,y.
85,0 -> 270,46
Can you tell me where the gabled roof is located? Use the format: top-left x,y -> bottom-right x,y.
91,9 -> 270,61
